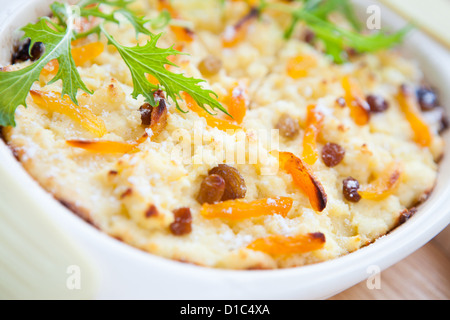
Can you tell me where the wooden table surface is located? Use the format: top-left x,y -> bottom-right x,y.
330,226 -> 450,300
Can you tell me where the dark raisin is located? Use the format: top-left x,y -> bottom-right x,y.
139,103 -> 153,126
346,47 -> 359,57
198,55 -> 222,77
416,87 -> 438,111
197,174 -> 226,204
303,29 -> 315,44
169,207 -> 192,236
321,143 -> 345,167
139,90 -> 168,137
12,39 -> 44,64
209,164 -> 247,201
366,94 -> 389,113
343,177 -> 361,203
275,113 -> 300,139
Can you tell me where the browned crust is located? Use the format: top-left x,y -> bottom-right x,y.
145,204 -> 159,218
235,7 -> 259,30
58,198 -> 97,228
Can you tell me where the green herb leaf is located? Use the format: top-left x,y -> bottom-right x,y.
116,8 -> 152,37
270,1 -> 410,63
297,10 -> 411,54
101,25 -> 228,115
0,3 -> 90,126
1,0 -> 229,127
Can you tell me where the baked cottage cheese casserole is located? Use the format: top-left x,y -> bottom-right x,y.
0,0 -> 447,269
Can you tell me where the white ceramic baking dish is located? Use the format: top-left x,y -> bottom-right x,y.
0,0 -> 449,300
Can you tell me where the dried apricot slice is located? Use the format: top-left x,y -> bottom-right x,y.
396,86 -> 433,147
302,105 -> 324,165
30,90 -> 106,137
247,232 -> 326,256
200,196 -> 293,221
183,92 -> 242,131
287,55 -> 317,79
67,133 -> 149,154
359,162 -> 402,200
41,42 -> 104,77
277,151 -> 327,212
171,26 -> 194,43
157,0 -> 193,43
341,76 -> 370,125
71,41 -> 105,66
224,83 -> 248,124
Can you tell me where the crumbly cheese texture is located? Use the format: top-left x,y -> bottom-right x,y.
3,0 -> 445,269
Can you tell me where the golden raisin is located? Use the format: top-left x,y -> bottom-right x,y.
169,207 -> 192,236
198,55 -> 223,77
197,174 -> 226,204
275,114 -> 300,139
209,164 -> 247,201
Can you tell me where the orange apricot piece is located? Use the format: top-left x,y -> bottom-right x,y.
183,92 -> 242,131
66,133 -> 149,154
287,55 -> 317,79
201,196 -> 294,221
302,105 -> 324,165
396,85 -> 433,147
277,151 -> 327,212
359,162 -> 402,201
30,90 -> 106,137
341,75 -> 370,125
247,232 -> 326,256
224,83 -> 248,124
41,42 -> 104,77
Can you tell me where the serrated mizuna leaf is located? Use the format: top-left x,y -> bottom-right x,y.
101,25 -> 228,115
0,3 -> 90,127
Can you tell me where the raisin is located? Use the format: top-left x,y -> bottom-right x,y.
197,174 -> 226,204
343,177 -> 361,203
275,113 -> 300,139
139,103 -> 153,126
170,207 -> 192,236
321,143 -> 345,167
138,90 -> 168,137
209,164 -> 247,201
303,29 -> 315,44
198,55 -> 222,77
366,94 -> 389,113
12,39 -> 44,63
416,87 -> 438,111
